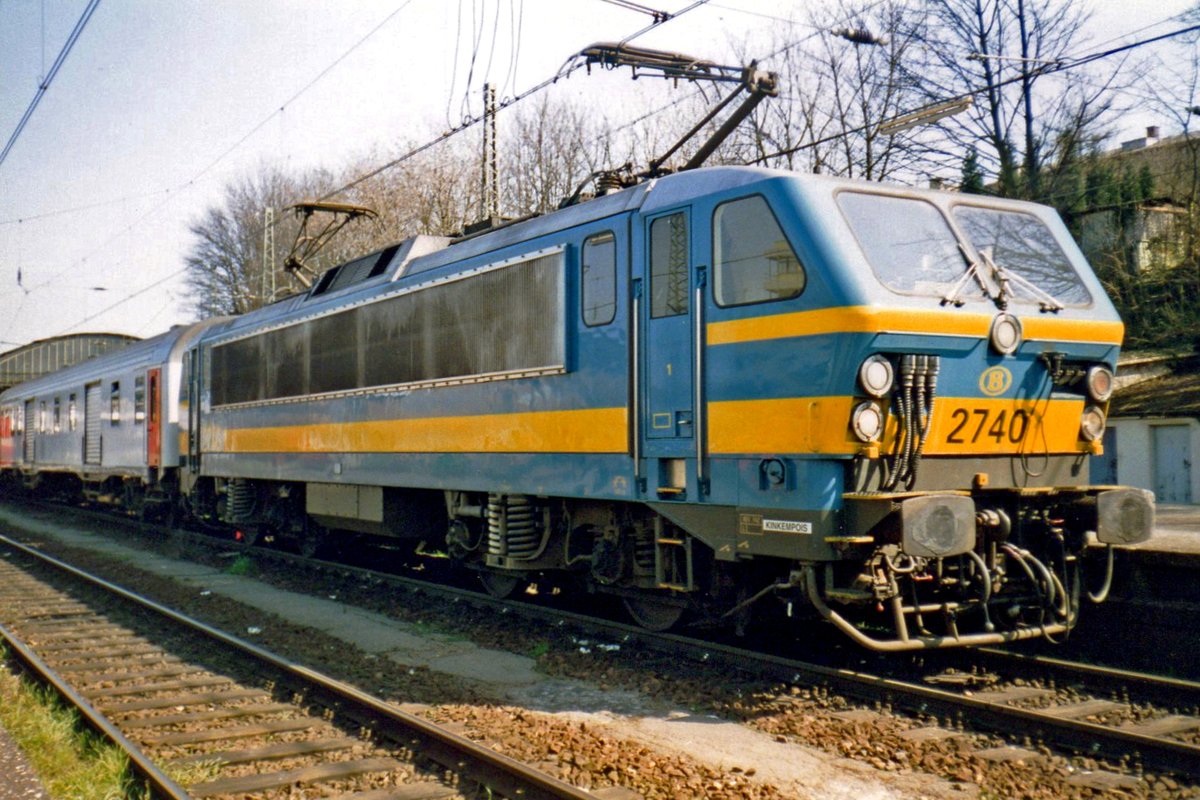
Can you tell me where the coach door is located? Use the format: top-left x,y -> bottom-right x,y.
185,347 -> 202,473
84,382 -> 102,465
22,400 -> 34,463
636,208 -> 705,496
146,368 -> 162,468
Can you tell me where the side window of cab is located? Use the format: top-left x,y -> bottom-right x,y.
713,195 -> 806,307
582,232 -> 617,326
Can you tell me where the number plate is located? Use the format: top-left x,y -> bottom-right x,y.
923,398 -> 1086,456
945,407 -> 1031,446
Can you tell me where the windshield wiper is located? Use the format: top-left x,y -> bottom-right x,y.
941,242 -> 996,307
978,249 -> 1064,313
942,246 -> 1063,313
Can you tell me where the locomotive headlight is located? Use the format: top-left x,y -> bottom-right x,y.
858,354 -> 894,398
1086,365 -> 1115,403
851,401 -> 884,442
989,313 -> 1023,355
1080,405 -> 1106,442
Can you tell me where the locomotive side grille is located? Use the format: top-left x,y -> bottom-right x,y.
211,250 -> 564,406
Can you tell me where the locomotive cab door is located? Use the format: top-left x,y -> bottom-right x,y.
185,346 -> 202,474
635,208 -> 703,496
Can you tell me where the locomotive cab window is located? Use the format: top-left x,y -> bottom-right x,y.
838,192 -> 980,299
714,195 -> 806,306
582,232 -> 617,326
951,205 -> 1092,306
650,213 -> 689,318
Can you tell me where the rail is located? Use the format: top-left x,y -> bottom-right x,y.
0,531 -> 603,800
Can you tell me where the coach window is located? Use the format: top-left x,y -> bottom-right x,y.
650,213 -> 689,318
39,401 -> 46,433
714,195 -> 806,306
110,381 -> 121,424
135,375 -> 146,423
69,394 -> 77,432
53,397 -> 61,433
582,232 -> 617,326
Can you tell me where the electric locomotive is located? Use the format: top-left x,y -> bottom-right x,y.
148,165 -> 1151,651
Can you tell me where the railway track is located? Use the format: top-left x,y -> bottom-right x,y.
193,531 -> 1200,790
5,500 -> 1200,794
0,531 -> 602,800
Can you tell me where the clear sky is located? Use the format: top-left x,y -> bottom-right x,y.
0,0 -> 1194,351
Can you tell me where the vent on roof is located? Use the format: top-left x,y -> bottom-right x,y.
309,244 -> 401,299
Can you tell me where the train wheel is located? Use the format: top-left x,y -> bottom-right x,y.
623,597 -> 685,631
479,571 -> 523,598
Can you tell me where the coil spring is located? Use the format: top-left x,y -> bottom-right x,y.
486,494 -> 541,560
224,479 -> 255,523
633,530 -> 656,571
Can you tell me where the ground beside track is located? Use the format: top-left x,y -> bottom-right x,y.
0,504 -> 968,800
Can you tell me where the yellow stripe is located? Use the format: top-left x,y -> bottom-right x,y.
707,306 -> 1123,346
708,396 -> 1088,456
216,397 -> 1085,459
708,397 -> 859,454
218,407 -> 628,454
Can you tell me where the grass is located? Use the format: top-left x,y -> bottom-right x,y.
225,554 -> 255,576
0,651 -> 140,800
163,758 -> 222,788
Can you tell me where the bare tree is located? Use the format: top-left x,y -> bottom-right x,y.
500,95 -> 607,216
182,165 -> 318,317
723,1 -> 939,183
910,0 -> 1114,200
1137,4 -> 1200,260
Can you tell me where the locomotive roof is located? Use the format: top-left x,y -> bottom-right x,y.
203,164 -> 1085,346
201,166 -> 806,344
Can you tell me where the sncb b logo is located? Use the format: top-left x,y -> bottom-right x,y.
979,366 -> 1012,396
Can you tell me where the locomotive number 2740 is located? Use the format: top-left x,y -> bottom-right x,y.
945,407 -> 1031,445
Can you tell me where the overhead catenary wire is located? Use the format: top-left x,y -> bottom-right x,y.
18,0 -> 711,343
597,0 -> 674,22
0,0 -> 102,172
319,0 -> 712,203
321,0 -> 883,205
3,3 -> 1190,231
745,21 -> 1200,167
7,6 -> 1197,344
4,0 -> 416,302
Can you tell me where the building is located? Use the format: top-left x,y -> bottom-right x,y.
1095,352 -> 1200,504
0,334 -> 139,393
1077,126 -> 1198,273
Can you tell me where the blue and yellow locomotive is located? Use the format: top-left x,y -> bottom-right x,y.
2,166 -> 1153,650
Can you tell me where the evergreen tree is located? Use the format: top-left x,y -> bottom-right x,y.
960,147 -> 985,194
